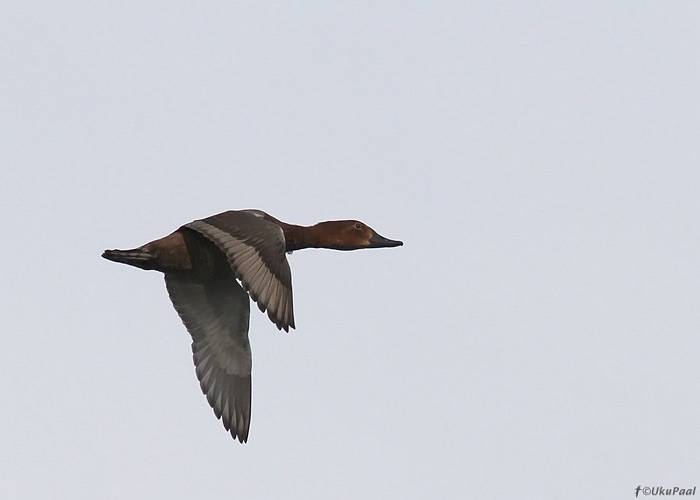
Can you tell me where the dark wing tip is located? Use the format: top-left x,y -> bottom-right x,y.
234,429 -> 248,443
269,311 -> 295,332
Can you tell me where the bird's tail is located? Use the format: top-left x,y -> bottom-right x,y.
102,247 -> 157,270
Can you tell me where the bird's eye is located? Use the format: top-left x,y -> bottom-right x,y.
354,222 -> 364,230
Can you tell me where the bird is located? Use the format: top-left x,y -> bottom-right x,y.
102,209 -> 402,442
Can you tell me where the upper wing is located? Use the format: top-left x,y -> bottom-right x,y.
184,210 -> 295,331
165,272 -> 253,443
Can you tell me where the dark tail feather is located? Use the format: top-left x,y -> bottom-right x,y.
102,247 -> 157,270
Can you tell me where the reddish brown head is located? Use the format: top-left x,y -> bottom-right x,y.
306,220 -> 403,251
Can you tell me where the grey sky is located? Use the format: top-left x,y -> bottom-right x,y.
3,2 -> 699,499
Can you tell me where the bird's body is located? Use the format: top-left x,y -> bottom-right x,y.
102,209 -> 402,442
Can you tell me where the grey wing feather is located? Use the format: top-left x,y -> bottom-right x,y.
185,210 -> 295,331
164,273 -> 253,443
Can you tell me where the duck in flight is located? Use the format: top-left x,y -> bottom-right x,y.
102,209 -> 402,442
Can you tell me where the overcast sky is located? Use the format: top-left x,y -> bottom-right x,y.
3,2 -> 700,499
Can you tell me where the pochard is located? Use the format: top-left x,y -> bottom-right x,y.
102,209 -> 402,443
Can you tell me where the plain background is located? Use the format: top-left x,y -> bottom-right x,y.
2,2 -> 699,499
